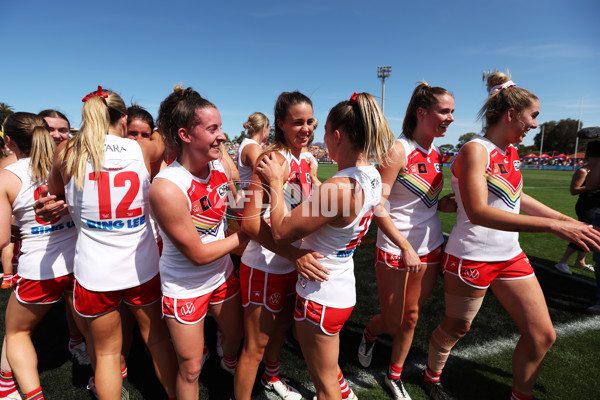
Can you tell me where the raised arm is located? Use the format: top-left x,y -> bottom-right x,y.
242,151 -> 329,282
307,155 -> 321,187
256,152 -> 340,244
34,141 -> 69,223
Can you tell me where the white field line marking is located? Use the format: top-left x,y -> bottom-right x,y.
257,319 -> 600,397
315,316 -> 600,394
451,315 -> 600,360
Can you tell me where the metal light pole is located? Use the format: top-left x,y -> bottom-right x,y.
573,97 -> 584,169
538,125 -> 544,170
377,66 -> 391,114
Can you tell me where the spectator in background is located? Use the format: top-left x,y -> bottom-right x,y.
555,141 -> 600,275
581,140 -> 600,314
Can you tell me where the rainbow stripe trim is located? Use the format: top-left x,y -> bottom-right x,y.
397,172 -> 443,208
191,214 -> 222,236
486,173 -> 522,209
24,388 -> 44,400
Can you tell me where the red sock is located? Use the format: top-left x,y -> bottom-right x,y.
424,364 -> 442,383
338,370 -> 351,399
363,326 -> 376,343
262,359 -> 280,382
1,275 -> 12,288
24,387 -> 44,400
0,370 -> 17,397
511,388 -> 533,400
387,362 -> 403,380
69,335 -> 83,349
222,355 -> 237,370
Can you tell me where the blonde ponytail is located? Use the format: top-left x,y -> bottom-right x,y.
478,69 -> 538,131
3,112 -> 54,184
327,92 -> 395,166
60,96 -> 108,189
29,124 -> 55,183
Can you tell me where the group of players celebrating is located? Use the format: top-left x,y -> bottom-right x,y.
1,70 -> 598,400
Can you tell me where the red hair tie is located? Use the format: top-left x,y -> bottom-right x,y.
349,92 -> 359,104
82,85 -> 108,102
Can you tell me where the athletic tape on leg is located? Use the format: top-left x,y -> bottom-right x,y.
444,293 -> 484,323
428,326 -> 459,373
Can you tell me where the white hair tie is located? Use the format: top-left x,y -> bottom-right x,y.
489,80 -> 516,95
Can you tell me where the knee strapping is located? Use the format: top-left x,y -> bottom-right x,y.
444,293 -> 484,324
430,326 -> 459,353
428,326 -> 459,373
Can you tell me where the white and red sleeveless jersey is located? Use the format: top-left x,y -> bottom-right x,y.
302,151 -> 317,170
297,165 -> 381,308
445,136 -> 523,261
377,137 -> 444,256
65,135 -> 158,291
236,138 -> 261,190
5,158 -> 75,280
241,149 -> 312,274
156,160 -> 234,298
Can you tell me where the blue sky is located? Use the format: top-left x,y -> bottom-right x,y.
2,0 -> 599,149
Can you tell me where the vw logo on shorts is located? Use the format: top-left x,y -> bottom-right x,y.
180,302 -> 195,316
462,268 -> 480,280
269,292 -> 282,306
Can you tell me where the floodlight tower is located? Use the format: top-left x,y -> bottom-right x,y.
377,66 -> 392,114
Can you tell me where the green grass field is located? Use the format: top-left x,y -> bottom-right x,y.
1,165 -> 599,399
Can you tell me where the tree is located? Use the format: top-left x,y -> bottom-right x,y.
532,119 -> 580,155
0,102 -> 14,125
232,131 -> 248,144
455,132 -> 477,150
515,144 -> 538,158
439,144 -> 454,154
266,126 -> 275,144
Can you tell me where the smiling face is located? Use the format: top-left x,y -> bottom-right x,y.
418,94 -> 455,139
185,107 -> 225,161
44,116 -> 70,144
510,99 -> 540,143
277,102 -> 314,154
127,118 -> 152,141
